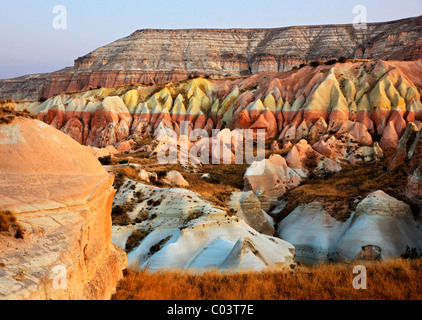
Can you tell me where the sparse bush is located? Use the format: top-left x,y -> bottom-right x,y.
98,155 -> 111,165
147,197 -> 163,207
185,211 -> 203,223
0,106 -> 36,125
135,209 -> 149,223
338,56 -> 347,63
156,170 -> 167,178
149,236 -> 172,255
111,203 -> 134,226
401,246 -> 422,260
0,211 -> 24,239
310,61 -> 321,67
125,228 -> 152,253
0,210 -> 16,232
325,59 -> 337,65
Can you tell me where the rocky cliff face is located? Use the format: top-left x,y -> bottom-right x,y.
0,116 -> 127,299
5,60 -> 422,155
1,15 -> 421,101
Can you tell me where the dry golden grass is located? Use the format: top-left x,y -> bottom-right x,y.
113,259 -> 422,300
0,106 -> 36,125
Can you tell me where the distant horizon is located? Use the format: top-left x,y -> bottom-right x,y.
129,13 -> 421,32
0,0 -> 421,79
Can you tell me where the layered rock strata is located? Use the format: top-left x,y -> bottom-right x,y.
5,61 -> 422,155
1,15 -> 422,100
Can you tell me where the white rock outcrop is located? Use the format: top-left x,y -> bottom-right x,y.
277,202 -> 343,264
277,191 -> 422,263
111,177 -> 295,272
333,190 -> 422,261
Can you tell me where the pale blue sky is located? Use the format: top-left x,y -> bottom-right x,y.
0,0 -> 421,79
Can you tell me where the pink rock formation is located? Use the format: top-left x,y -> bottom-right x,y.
244,154 -> 302,210
3,60 -> 422,153
249,108 -> 278,139
285,139 -> 319,171
348,122 -> 373,145
380,121 -> 399,149
233,109 -> 252,129
388,122 -> 420,170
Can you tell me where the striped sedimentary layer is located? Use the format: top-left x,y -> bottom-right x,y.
4,60 -> 422,150
1,15 -> 422,101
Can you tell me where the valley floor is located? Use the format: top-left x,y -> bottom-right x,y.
112,258 -> 422,300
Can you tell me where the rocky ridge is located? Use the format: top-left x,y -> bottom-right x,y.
4,60 -> 422,157
1,15 -> 422,100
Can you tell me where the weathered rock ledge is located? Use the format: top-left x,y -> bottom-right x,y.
0,118 -> 127,300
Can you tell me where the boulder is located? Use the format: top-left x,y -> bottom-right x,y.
115,139 -> 136,153
270,140 -> 280,151
244,154 -> 302,210
347,143 -> 383,164
162,170 -> 190,187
